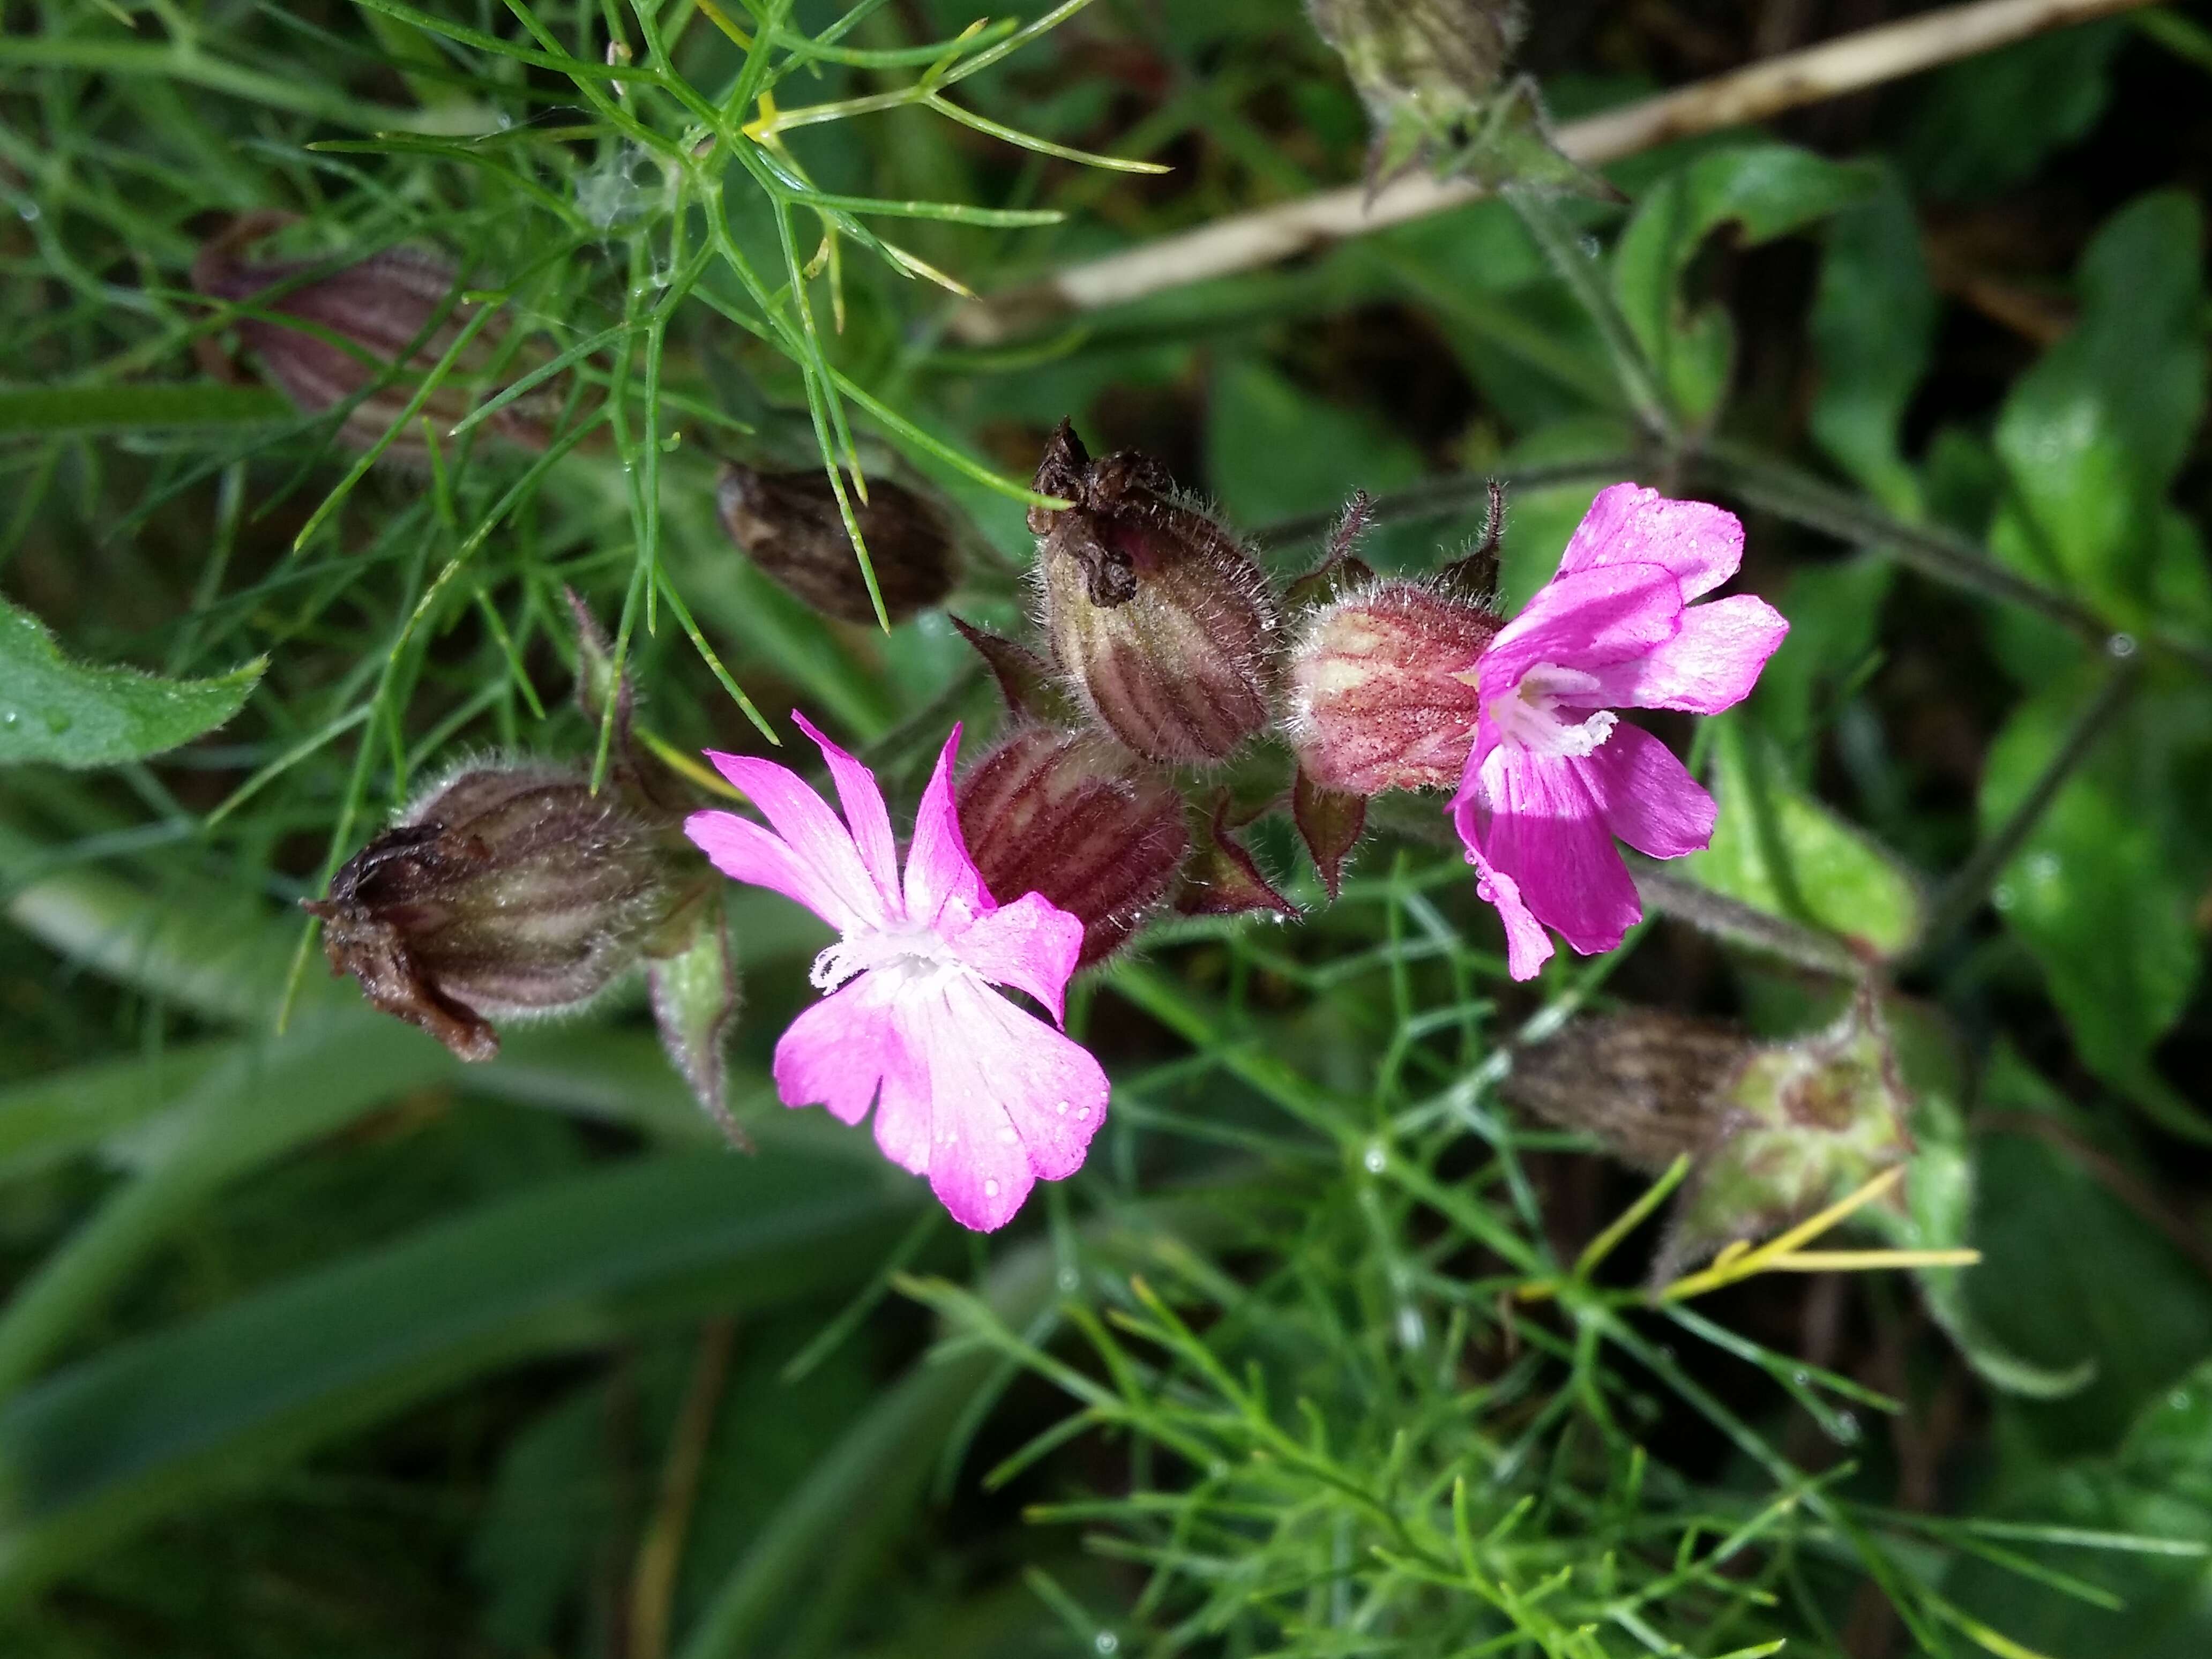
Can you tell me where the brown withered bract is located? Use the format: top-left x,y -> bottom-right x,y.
958,725 -> 1189,967
192,211 -> 549,457
1030,420 -> 1279,766
304,763 -> 684,1062
716,462 -> 960,626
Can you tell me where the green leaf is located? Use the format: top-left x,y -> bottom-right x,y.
1682,715 -> 1924,960
1943,1355 -> 2212,1657
1901,23 -> 2127,199
1611,145 -> 1881,422
1860,1063 -> 2093,1400
0,597 -> 264,769
1206,356 -> 1427,566
0,382 -> 293,436
0,1012 -> 457,1398
1747,552 -> 1894,769
1981,674 -> 2205,1130
1809,168 -> 1935,515
0,1153 -> 918,1600
0,1040 -> 235,1183
1493,415 -> 1635,610
1963,1056 -> 2212,1458
1991,191 -> 2206,626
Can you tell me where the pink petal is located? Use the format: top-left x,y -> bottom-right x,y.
1557,483 -> 1744,601
924,975 -> 1108,1229
686,809 -> 869,934
1451,726 -> 1556,978
1574,595 -> 1789,715
1581,723 -> 1716,860
1460,834 -> 1555,981
1478,563 -> 1683,699
869,1004 -> 936,1177
1473,743 -> 1642,957
947,891 -> 1084,1023
771,973 -> 909,1131
703,749 -> 888,929
902,724 -> 989,926
792,711 -> 900,899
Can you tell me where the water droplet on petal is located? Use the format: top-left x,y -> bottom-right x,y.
1054,1099 -> 1070,1115
998,1126 -> 1017,1144
984,1178 -> 1000,1198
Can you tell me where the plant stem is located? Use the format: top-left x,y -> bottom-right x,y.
629,1318 -> 738,1659
1249,454 -> 1642,554
1915,647 -> 2141,955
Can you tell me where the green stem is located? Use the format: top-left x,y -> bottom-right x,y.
1915,646 -> 2142,956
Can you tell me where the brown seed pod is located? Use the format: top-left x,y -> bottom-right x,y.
958,725 -> 1189,967
192,212 -> 549,455
1030,420 -> 1279,765
716,462 -> 961,625
304,763 -> 684,1060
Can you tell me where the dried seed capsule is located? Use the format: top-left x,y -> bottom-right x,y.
1307,0 -> 1524,133
1507,993 -> 1916,1279
1306,0 -> 1609,197
192,212 -> 547,455
1030,420 -> 1278,765
1285,580 -> 1499,794
304,763 -> 685,1061
716,462 -> 960,625
958,725 -> 1189,967
1504,1008 -> 1753,1171
1670,992 -> 1915,1265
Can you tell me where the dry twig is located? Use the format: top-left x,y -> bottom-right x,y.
950,0 -> 2154,343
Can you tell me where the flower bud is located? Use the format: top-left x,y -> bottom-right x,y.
1671,992 -> 1914,1264
304,762 -> 686,1061
958,726 -> 1188,967
192,213 -> 547,455
1307,0 -> 1523,135
1286,580 -> 1498,794
1030,420 -> 1278,765
1507,993 -> 1916,1278
1306,1 -> 1612,197
716,462 -> 960,625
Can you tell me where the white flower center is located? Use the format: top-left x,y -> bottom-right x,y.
811,919 -> 962,993
1486,661 -> 1617,758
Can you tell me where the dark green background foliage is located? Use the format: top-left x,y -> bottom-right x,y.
4,2 -> 2212,1655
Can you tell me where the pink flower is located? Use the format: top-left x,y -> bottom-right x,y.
1451,484 -> 1789,981
684,714 -> 1109,1231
